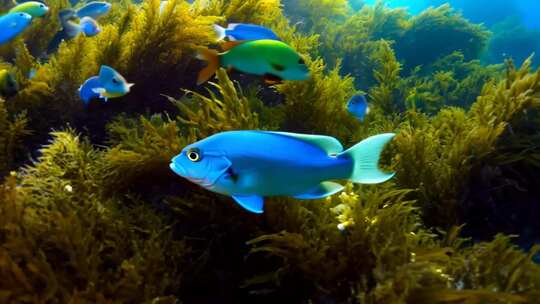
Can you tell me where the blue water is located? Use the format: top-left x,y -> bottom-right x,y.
360,0 -> 540,66
362,0 -> 540,29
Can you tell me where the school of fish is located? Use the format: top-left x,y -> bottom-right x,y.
1,0 -> 393,217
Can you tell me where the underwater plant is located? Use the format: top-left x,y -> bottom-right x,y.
395,4 -> 491,71
282,0 -> 350,33
245,185 -> 540,303
0,0 -> 540,302
394,56 -> 540,228
0,99 -> 31,176
0,131 -> 190,303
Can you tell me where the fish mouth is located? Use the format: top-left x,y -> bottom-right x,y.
186,177 -> 214,188
169,162 -> 186,177
169,162 -> 215,188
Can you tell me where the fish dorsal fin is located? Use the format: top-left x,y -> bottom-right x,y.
265,131 -> 343,154
221,40 -> 246,51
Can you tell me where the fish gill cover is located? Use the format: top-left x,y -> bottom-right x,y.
0,0 -> 540,303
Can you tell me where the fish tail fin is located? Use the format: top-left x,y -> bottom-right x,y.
196,48 -> 220,85
339,133 -> 396,184
213,24 -> 227,41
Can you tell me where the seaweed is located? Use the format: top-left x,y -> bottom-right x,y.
0,100 -> 31,176
394,56 -> 540,228
282,0 -> 350,33
395,4 -> 491,71
1,1 -> 540,303
245,185 -> 540,302
0,131 -> 189,303
320,2 -> 409,88
198,0 -> 282,25
276,58 -> 360,143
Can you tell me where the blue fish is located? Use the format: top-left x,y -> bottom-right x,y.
47,17 -> 80,54
79,16 -> 101,36
0,12 -> 32,45
170,131 -> 395,213
47,10 -> 101,54
74,1 -> 111,19
347,95 -> 369,122
79,65 -> 133,105
213,23 -> 280,41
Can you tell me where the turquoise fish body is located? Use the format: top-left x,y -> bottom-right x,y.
170,131 -> 395,213
0,12 -> 32,45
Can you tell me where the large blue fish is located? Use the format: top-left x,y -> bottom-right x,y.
0,12 -> 32,45
79,65 -> 133,105
347,94 -> 369,122
170,131 -> 395,213
213,23 -> 281,41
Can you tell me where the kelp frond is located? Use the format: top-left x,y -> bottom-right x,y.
174,68 -> 261,138
0,100 -> 31,176
394,56 -> 540,228
0,130 -> 189,303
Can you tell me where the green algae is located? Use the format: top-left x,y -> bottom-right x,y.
0,0 -> 540,303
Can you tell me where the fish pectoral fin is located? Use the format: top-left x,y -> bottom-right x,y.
263,73 -> 282,85
91,87 -> 105,94
232,195 -> 264,214
220,40 -> 246,51
293,182 -> 344,200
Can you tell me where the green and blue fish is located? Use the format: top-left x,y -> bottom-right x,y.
170,131 -> 395,213
197,40 -> 309,85
9,1 -> 49,18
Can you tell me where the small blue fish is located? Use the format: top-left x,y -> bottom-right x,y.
79,16 -> 101,36
47,11 -> 101,54
213,23 -> 280,41
74,1 -> 111,19
47,16 -> 80,54
79,65 -> 133,105
0,12 -> 32,45
170,131 -> 395,213
347,95 -> 369,122
28,68 -> 37,79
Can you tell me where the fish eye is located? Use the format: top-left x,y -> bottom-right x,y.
40,4 -> 44,7
187,148 -> 201,162
112,78 -> 120,84
298,58 -> 305,65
